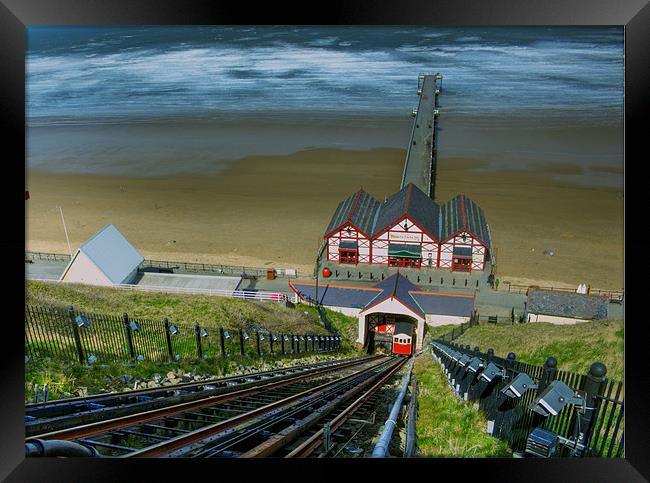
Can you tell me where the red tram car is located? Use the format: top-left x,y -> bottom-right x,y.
391,321 -> 414,356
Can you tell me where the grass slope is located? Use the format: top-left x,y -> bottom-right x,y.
25,281 -> 365,401
414,351 -> 511,457
25,350 -> 357,403
27,280 -> 328,334
434,320 -> 624,382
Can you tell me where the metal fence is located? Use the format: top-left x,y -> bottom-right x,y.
437,312 -> 521,342
140,259 -> 297,278
501,282 -> 624,301
430,340 -> 624,458
28,277 -> 290,303
26,252 -> 71,262
314,265 -> 484,288
24,251 -> 298,278
25,304 -> 341,366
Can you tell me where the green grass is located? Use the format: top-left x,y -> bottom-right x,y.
442,320 -> 624,382
26,280 -> 328,334
414,351 -> 512,457
300,305 -> 360,350
25,347 -> 361,403
25,281 -> 365,402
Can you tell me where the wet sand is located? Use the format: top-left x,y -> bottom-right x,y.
26,148 -> 623,289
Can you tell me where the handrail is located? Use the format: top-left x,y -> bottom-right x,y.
25,252 -> 297,278
371,358 -> 415,457
27,278 -> 288,302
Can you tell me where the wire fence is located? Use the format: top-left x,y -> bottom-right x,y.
430,339 -> 624,458
25,304 -> 341,366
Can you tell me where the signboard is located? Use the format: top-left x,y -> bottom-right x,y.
376,324 -> 395,334
390,232 -> 420,243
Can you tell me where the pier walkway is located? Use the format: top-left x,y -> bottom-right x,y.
400,73 -> 442,199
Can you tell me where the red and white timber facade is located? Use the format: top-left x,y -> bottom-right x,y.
326,224 -> 371,265
438,231 -> 488,271
371,216 -> 438,267
323,184 -> 491,273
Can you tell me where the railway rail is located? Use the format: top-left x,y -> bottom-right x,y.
26,354 -> 408,458
26,356 -> 377,437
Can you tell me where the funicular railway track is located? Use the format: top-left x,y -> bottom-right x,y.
26,355 -> 408,458
26,356 -> 374,437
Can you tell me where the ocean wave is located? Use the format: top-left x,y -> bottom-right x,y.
27,26 -> 624,122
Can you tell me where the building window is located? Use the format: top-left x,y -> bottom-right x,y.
339,249 -> 358,265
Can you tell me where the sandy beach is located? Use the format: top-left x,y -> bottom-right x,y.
26,148 -> 623,289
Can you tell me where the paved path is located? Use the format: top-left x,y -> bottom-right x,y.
25,260 -> 68,280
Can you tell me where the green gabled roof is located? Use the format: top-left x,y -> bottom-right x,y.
373,183 -> 440,239
439,194 -> 490,247
324,189 -> 381,237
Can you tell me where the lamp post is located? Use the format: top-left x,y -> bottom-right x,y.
57,206 -> 73,256
315,254 -> 320,308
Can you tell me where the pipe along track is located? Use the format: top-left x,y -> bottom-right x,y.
26,355 -> 407,458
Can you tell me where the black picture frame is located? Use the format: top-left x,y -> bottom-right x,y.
2,1 -> 646,480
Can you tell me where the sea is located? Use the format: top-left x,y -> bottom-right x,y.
26,26 -> 624,187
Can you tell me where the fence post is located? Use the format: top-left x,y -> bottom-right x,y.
269,332 -> 274,355
540,356 -> 558,393
123,312 -> 135,362
256,331 -> 261,357
219,327 -> 226,358
239,329 -> 245,356
194,322 -> 203,359
67,306 -> 85,364
304,335 -> 308,352
296,336 -> 300,354
164,318 -> 174,361
581,362 -> 608,454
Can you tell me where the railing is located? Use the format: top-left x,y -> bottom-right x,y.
26,252 -> 71,262
25,304 -> 341,365
321,266 -> 483,289
28,278 -> 289,303
140,259 -> 297,278
430,340 -> 624,458
501,282 -> 624,300
25,252 -> 297,278
113,283 -> 289,302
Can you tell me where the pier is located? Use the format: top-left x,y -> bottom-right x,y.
400,73 -> 442,199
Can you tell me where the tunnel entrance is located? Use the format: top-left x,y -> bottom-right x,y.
365,313 -> 417,355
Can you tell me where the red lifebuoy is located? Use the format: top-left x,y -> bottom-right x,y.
322,267 -> 332,278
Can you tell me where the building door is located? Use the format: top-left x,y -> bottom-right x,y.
388,257 -> 421,269
339,249 -> 358,265
452,257 -> 471,272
